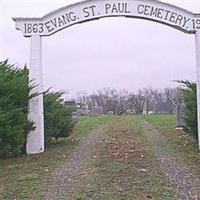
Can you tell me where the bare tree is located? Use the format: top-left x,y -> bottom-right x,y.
115,89 -> 130,115
161,87 -> 182,114
76,87 -> 182,115
128,90 -> 145,114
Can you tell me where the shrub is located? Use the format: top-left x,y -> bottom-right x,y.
0,60 -> 34,158
0,61 -> 76,158
44,91 -> 75,145
179,81 -> 198,141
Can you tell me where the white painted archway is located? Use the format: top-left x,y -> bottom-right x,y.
13,0 -> 200,154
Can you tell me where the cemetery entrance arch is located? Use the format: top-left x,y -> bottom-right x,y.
13,0 -> 200,154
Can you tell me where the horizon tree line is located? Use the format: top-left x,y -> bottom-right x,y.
75,87 -> 182,115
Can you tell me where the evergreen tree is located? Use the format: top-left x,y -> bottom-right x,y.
179,80 -> 198,141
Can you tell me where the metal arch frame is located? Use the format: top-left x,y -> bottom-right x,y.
12,0 -> 200,154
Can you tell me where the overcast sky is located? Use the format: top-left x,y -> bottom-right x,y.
1,0 -> 200,98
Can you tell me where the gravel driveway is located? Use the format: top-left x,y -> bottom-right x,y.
144,121 -> 200,200
45,126 -> 106,200
45,119 -> 200,200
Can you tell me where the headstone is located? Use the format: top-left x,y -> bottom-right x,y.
91,106 -> 104,115
107,111 -> 114,115
176,103 -> 186,129
154,102 -> 172,114
77,108 -> 90,115
72,111 -> 80,122
64,100 -> 76,108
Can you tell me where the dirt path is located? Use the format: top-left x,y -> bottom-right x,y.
45,117 -> 200,200
45,126 -> 106,200
144,120 -> 200,200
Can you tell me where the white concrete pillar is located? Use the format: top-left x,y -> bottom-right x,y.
195,30 -> 200,151
27,35 -> 44,154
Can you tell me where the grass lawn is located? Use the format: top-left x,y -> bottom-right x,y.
0,115 -> 200,199
0,115 -> 116,200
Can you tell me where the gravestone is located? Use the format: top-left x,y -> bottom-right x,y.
176,103 -> 186,129
72,111 -> 80,122
64,100 -> 76,108
154,102 -> 173,114
91,106 -> 104,115
107,111 -> 114,115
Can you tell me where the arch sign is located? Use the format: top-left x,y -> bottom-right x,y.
13,0 -> 200,154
